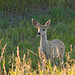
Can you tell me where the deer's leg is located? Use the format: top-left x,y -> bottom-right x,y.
41,52 -> 47,69
41,58 -> 44,69
38,47 -> 45,69
60,47 -> 65,68
54,58 -> 58,66
60,56 -> 64,69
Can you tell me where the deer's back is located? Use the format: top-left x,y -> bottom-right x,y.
51,39 -> 65,48
49,39 -> 65,57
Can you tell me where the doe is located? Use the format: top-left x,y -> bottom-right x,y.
32,18 -> 65,69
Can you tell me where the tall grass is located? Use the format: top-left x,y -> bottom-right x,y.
0,42 -> 75,75
0,9 -> 75,72
0,0 -> 75,74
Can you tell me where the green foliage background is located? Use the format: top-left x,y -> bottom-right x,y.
0,0 -> 75,71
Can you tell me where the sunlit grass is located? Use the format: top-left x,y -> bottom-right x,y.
0,42 -> 75,75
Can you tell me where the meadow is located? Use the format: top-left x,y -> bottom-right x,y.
0,0 -> 75,75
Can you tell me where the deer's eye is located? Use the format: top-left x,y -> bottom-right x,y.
43,29 -> 45,31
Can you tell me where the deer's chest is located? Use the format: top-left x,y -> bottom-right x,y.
40,40 -> 50,56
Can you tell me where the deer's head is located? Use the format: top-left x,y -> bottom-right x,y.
32,18 -> 51,36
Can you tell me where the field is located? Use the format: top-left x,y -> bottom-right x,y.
0,0 -> 75,75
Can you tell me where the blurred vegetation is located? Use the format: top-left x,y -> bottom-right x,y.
0,0 -> 71,13
0,0 -> 75,74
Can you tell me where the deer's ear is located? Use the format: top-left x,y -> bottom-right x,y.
45,19 -> 51,29
32,18 -> 40,28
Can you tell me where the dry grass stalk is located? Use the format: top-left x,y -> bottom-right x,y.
38,47 -> 47,70
52,50 -> 55,67
3,57 -> 7,75
0,43 -> 7,75
28,49 -> 38,57
17,46 -> 21,63
70,45 -> 72,52
70,45 -> 72,58
1,43 -> 7,59
27,49 -> 29,58
0,38 -> 3,46
23,54 -> 26,63
0,41 -> 75,75
12,51 -> 14,71
8,46 -> 32,75
38,60 -> 41,71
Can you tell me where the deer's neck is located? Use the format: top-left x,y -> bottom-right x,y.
40,34 -> 47,42
40,31 -> 49,52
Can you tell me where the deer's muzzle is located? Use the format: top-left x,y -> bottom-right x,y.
37,32 -> 41,35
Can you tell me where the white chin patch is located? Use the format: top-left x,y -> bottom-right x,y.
37,34 -> 41,36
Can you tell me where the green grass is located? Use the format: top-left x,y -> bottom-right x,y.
0,10 -> 75,69
0,1 -> 75,74
0,0 -> 69,13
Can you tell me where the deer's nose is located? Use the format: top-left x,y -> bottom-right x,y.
37,32 -> 41,35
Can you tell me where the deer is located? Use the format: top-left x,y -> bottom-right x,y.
32,18 -> 65,69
